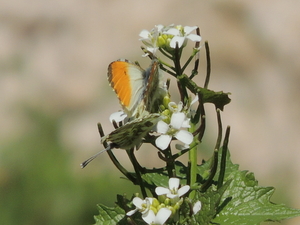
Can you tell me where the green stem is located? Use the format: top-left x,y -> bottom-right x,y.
182,48 -> 200,75
163,146 -> 176,177
126,148 -> 147,198
177,73 -> 231,110
97,123 -> 136,183
158,47 -> 173,60
188,123 -> 197,199
204,41 -> 211,89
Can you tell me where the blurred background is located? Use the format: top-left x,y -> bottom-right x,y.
1,1 -> 300,224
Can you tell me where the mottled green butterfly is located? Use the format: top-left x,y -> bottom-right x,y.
80,113 -> 160,168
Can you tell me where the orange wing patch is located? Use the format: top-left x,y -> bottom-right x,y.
107,59 -> 162,118
108,61 -> 132,107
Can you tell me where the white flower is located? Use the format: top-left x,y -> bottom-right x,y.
174,96 -> 199,150
139,24 -> 164,55
168,101 -> 183,113
109,111 -> 127,123
155,111 -> 193,150
127,196 -> 172,225
155,177 -> 190,200
142,208 -> 172,225
139,24 -> 201,56
126,197 -> 154,216
164,25 -> 201,48
192,200 -> 202,215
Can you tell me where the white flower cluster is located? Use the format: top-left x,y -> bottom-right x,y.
139,24 -> 201,56
155,101 -> 193,151
126,178 -> 201,225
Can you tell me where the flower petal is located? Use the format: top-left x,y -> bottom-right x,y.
142,209 -> 155,224
145,197 -> 154,205
170,112 -> 185,129
139,29 -> 150,40
170,36 -> 185,48
168,101 -> 183,113
175,130 -> 193,145
177,185 -> 190,197
164,28 -> 180,36
181,118 -> 190,128
146,47 -> 158,54
169,177 -> 180,190
126,208 -> 138,216
186,33 -> 202,42
109,111 -> 127,123
168,102 -> 178,112
193,201 -> 202,215
156,120 -> 169,134
132,197 -> 144,208
155,187 -> 170,195
155,135 -> 172,150
177,101 -> 183,112
155,208 -> 172,224
155,24 -> 164,32
166,193 -> 178,199
183,26 -> 197,34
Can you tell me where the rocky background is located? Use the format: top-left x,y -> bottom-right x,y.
1,1 -> 300,224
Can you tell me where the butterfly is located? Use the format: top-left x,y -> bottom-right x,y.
80,59 -> 165,168
80,113 -> 160,168
107,59 -> 164,118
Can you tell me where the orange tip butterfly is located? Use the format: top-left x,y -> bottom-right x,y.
80,59 -> 165,168
107,59 -> 164,118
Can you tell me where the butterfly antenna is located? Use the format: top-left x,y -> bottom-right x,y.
80,144 -> 113,168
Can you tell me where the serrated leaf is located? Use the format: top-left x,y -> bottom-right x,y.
197,150 -> 238,182
191,180 -> 231,225
141,170 -> 169,187
212,169 -> 300,224
94,150 -> 300,225
203,149 -> 300,225
94,204 -> 127,225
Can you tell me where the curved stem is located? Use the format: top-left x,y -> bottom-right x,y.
97,123 -> 136,183
126,148 -> 147,198
204,41 -> 211,89
201,109 -> 222,192
218,126 -> 230,189
182,48 -> 200,75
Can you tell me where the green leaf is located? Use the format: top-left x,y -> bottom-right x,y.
94,204 -> 126,225
212,169 -> 300,224
192,181 -> 231,225
96,151 -> 300,225
202,150 -> 300,225
94,195 -> 147,225
141,169 -> 169,187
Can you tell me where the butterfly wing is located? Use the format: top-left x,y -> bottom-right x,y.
108,59 -> 146,117
102,113 -> 160,149
143,59 -> 162,113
